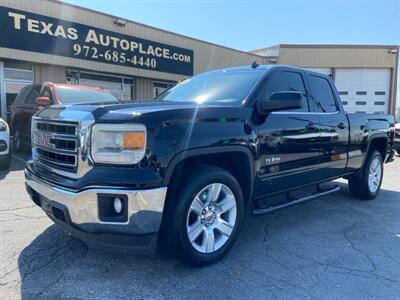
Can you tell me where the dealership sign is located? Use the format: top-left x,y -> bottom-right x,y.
0,7 -> 194,76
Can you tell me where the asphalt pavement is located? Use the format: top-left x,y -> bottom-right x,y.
0,155 -> 399,299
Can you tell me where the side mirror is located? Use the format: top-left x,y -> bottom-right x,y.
35,96 -> 50,107
256,91 -> 304,114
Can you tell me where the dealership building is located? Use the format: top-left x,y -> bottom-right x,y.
0,0 -> 398,123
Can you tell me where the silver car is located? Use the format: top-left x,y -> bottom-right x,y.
0,118 -> 11,169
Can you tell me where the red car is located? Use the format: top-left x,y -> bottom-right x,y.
10,82 -> 117,152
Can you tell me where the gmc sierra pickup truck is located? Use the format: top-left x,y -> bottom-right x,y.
25,65 -> 396,266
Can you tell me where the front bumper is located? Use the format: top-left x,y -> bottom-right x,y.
25,168 -> 167,254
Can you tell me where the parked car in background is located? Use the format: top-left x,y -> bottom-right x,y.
394,123 -> 400,155
0,117 -> 11,169
10,83 -> 117,152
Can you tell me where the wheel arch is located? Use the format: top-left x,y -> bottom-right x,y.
163,146 -> 255,206
364,134 -> 388,163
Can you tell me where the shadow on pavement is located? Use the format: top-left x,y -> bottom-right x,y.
17,183 -> 400,299
0,156 -> 27,180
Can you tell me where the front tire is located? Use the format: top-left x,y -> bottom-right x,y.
13,126 -> 25,153
348,151 -> 383,200
163,165 -> 244,267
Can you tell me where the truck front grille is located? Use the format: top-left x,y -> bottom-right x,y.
33,120 -> 79,171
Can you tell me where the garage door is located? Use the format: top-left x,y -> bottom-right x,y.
335,69 -> 391,114
304,68 -> 332,77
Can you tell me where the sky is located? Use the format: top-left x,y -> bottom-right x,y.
63,0 -> 399,105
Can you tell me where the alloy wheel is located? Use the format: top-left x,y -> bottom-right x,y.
186,183 -> 237,254
368,157 -> 382,193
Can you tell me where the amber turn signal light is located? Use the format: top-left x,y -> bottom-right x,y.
122,132 -> 145,149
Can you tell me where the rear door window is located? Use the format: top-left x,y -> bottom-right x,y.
308,75 -> 338,112
266,71 -> 309,112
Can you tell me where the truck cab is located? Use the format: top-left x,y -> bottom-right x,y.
24,65 -> 395,266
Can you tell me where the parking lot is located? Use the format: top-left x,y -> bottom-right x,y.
0,155 -> 399,299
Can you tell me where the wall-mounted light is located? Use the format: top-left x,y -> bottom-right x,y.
388,48 -> 398,54
114,18 -> 127,26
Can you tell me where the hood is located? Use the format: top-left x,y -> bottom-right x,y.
35,101 -> 251,127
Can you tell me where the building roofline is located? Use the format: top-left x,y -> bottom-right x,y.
50,0 -> 264,58
251,44 -> 399,52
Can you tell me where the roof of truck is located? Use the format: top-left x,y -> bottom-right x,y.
43,82 -> 113,94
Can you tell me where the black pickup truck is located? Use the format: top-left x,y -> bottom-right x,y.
25,65 -> 396,266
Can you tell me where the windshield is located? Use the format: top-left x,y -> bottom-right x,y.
55,86 -> 118,104
155,70 -> 263,104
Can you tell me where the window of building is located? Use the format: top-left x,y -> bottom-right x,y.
66,71 -> 134,101
153,82 -> 175,98
374,91 -> 386,95
356,91 -> 367,95
374,101 -> 385,105
356,101 -> 367,105
1,61 -> 34,121
338,91 -> 348,95
4,61 -> 34,81
342,101 -> 348,105
355,111 -> 366,113
308,75 -> 337,112
266,71 -> 309,112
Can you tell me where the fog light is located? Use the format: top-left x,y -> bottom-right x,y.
113,197 -> 123,214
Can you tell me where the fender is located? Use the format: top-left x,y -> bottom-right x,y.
163,145 -> 255,201
356,133 -> 390,178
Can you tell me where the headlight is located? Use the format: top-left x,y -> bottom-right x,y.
91,124 -> 146,165
0,119 -> 8,132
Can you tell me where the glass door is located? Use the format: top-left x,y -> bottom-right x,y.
4,81 -> 30,123
1,61 -> 34,123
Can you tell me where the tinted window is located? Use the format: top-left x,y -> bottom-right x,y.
155,70 -> 263,104
25,86 -> 41,104
266,71 -> 308,112
308,75 -> 338,112
14,86 -> 31,104
55,86 -> 117,104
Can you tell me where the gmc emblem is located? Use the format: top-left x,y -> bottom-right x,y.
34,132 -> 55,149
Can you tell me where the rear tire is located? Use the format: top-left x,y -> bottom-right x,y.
162,165 -> 244,267
348,151 -> 383,200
